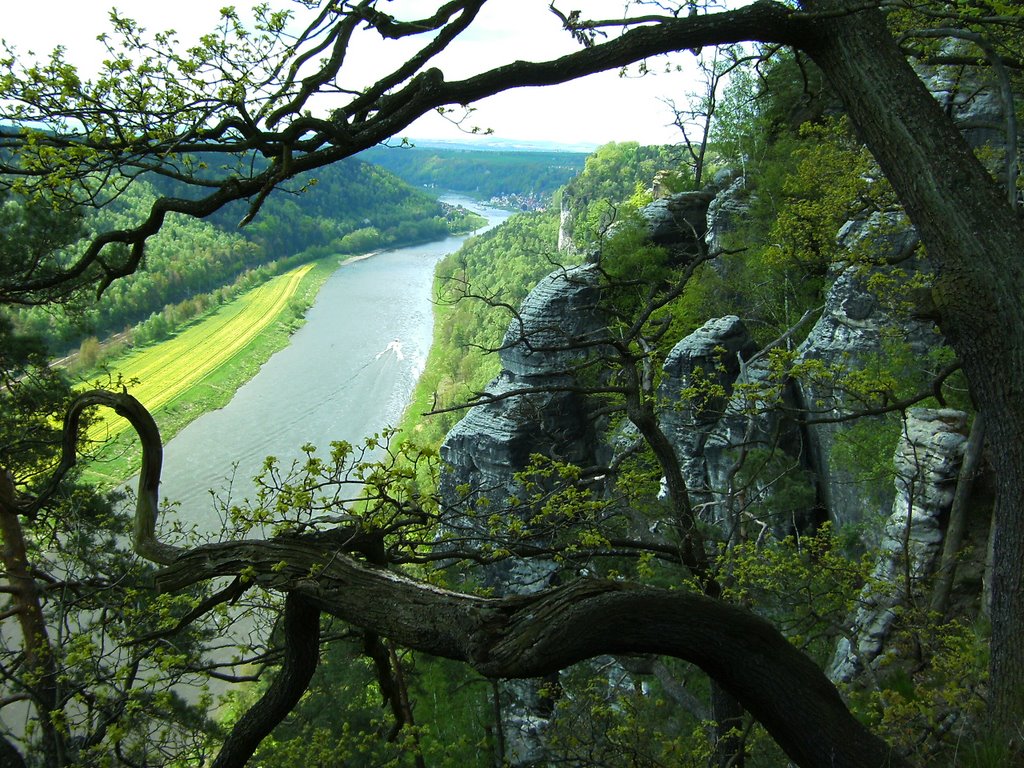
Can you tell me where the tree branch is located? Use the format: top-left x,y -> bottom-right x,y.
211,592 -> 321,768
154,543 -> 907,768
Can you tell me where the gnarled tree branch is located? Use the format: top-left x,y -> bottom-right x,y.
153,540 -> 907,768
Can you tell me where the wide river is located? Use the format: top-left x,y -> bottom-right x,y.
156,197 -> 511,532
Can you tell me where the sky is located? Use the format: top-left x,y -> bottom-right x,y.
0,0 -> 711,149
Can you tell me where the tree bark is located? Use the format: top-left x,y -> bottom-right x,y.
155,542 -> 908,768
0,472 -> 64,768
799,0 -> 1024,737
211,592 -> 321,768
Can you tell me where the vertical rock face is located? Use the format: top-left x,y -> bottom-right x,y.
643,177 -> 818,536
440,183 -> 726,551
918,42 -> 1022,204
640,190 -> 715,253
657,315 -> 815,535
439,190 -> 718,766
657,316 -> 757,514
704,173 -> 748,256
438,264 -> 607,767
920,42 -> 1012,150
498,265 -> 606,378
437,169 -> 967,762
701,360 -> 814,536
830,409 -> 969,682
440,265 -> 605,549
795,214 -> 943,534
557,195 -> 575,255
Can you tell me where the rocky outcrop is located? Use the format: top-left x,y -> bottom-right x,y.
438,263 -> 608,767
440,185 -> 730,548
920,40 -> 1014,150
557,195 -> 575,255
439,265 -> 605,556
795,213 -> 943,535
640,190 -> 714,255
702,359 -> 814,536
439,169 -> 966,762
498,265 -> 607,378
657,316 -> 757,514
652,196 -> 950,541
830,409 -> 969,682
704,172 -> 749,255
657,314 -> 815,535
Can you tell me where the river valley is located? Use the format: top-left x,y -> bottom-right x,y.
155,196 -> 511,533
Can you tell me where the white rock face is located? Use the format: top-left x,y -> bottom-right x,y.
557,195 -> 575,255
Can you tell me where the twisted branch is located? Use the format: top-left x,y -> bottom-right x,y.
36,390 -> 184,564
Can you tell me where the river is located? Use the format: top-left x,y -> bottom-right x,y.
156,197 -> 511,532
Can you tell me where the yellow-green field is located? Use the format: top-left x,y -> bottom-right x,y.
81,262 -> 324,483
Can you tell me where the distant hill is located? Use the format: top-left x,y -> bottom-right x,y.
357,144 -> 587,203
399,137 -> 598,153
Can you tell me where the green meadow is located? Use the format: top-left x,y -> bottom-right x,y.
81,259 -> 336,486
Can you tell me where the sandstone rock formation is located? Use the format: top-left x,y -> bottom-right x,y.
795,213 -> 943,535
830,409 -> 969,682
439,264 -> 605,572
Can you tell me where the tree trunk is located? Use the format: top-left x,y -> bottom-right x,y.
801,0 -> 1024,739
0,471 -> 64,768
711,682 -> 746,767
211,592 -> 321,768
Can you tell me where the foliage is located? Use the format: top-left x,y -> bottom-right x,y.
561,142 -> 688,246
853,614 -> 989,765
358,144 -> 587,202
0,202 -> 224,764
0,1 -> 1022,766
228,159 -> 482,261
720,524 -> 871,660
245,639 -> 493,767
402,209 -> 564,447
0,188 -> 87,305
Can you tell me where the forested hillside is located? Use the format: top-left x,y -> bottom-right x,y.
11,157 -> 481,354
358,144 -> 587,206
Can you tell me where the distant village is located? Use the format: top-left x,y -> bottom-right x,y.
488,192 -> 548,211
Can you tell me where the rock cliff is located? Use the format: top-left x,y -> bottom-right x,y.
437,167 -> 973,763
438,263 -> 608,766
794,213 -> 944,536
440,173 -> 954,575
438,263 -> 606,589
830,408 -> 969,682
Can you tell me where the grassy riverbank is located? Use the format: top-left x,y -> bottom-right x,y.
80,258 -> 338,487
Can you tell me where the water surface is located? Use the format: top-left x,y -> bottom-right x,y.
156,197 -> 510,531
